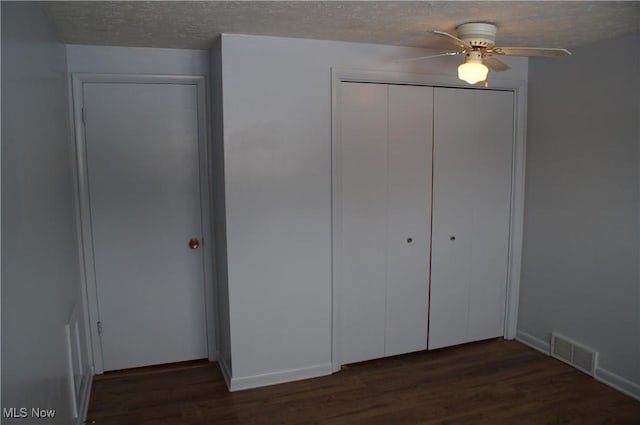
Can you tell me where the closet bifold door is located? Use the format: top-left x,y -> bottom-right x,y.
337,82 -> 432,365
428,87 -> 514,350
385,84 -> 432,357
338,82 -> 388,365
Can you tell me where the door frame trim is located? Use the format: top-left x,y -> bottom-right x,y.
330,68 -> 527,371
71,73 -> 216,374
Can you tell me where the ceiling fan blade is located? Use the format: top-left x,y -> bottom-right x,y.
491,47 -> 571,57
483,55 -> 511,72
400,51 -> 461,62
431,30 -> 471,49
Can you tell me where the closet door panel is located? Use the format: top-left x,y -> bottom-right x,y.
338,82 -> 388,364
465,90 -> 513,342
428,105 -> 474,349
385,85 -> 433,356
429,88 -> 514,349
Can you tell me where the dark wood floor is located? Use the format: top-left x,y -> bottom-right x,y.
86,339 -> 640,425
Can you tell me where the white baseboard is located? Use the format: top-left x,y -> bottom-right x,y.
595,367 -> 640,401
217,353 -> 232,389
516,329 -> 550,355
517,329 -> 640,401
76,372 -> 92,425
229,363 -> 332,392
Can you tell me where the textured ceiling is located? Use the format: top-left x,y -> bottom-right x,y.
45,1 -> 640,50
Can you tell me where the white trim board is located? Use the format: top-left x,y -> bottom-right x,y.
217,355 -> 232,389
71,73 -> 216,373
515,330 -> 550,355
229,363 -> 332,392
75,372 -> 93,425
595,367 -> 640,401
516,330 -> 640,401
331,68 -> 528,371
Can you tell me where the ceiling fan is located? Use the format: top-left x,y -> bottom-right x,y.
411,22 -> 571,85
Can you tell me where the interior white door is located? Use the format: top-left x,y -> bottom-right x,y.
337,82 -> 432,365
428,87 -> 514,350
385,84 -> 432,357
83,82 -> 207,371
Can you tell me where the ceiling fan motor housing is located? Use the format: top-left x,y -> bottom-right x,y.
457,22 -> 497,48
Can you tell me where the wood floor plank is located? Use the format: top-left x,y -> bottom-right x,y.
86,339 -> 640,425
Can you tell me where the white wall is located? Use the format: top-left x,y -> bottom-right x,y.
1,3 -> 89,423
66,44 -> 209,75
216,33 -> 527,389
210,37 -> 232,383
519,34 -> 640,397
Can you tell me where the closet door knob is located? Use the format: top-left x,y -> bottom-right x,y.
407,238 -> 413,243
189,238 -> 200,249
450,236 -> 456,241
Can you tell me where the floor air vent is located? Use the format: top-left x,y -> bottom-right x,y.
550,333 -> 598,376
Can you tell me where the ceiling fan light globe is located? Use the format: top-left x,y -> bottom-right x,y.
458,62 -> 488,84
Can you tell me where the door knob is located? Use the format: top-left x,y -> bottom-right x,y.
189,238 -> 200,249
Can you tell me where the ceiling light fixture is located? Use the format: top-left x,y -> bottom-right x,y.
457,51 -> 488,84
